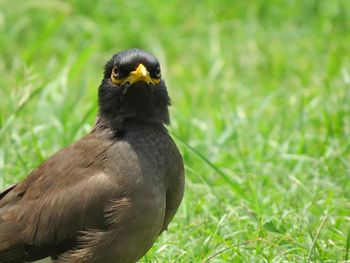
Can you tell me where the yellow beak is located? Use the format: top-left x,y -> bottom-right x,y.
133,64 -> 148,78
127,64 -> 152,85
110,63 -> 160,86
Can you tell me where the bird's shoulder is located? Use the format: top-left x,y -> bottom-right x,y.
5,132 -> 113,201
0,131 -> 125,246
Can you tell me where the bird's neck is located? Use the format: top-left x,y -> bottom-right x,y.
92,116 -> 167,136
97,84 -> 170,132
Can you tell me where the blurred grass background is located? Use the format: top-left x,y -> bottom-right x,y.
1,0 -> 350,262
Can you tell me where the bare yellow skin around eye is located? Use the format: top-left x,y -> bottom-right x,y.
111,64 -> 161,86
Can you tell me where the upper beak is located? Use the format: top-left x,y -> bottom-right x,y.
133,64 -> 148,78
123,64 -> 155,86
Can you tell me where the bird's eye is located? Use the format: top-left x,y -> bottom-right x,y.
154,66 -> 161,79
111,67 -> 121,85
112,67 -> 119,78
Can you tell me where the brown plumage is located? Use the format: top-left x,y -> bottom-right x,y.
0,49 -> 184,263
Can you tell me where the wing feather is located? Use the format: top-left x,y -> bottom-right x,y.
0,133 -> 118,261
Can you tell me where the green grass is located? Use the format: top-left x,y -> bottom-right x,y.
1,0 -> 350,262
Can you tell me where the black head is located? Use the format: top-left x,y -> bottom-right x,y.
98,49 -> 170,131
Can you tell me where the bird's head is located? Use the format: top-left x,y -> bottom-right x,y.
98,49 -> 170,130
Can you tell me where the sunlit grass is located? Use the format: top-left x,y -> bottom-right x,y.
1,0 -> 350,262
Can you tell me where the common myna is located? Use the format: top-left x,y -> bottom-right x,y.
0,49 -> 185,263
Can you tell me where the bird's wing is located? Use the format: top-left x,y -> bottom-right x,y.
0,184 -> 17,200
161,138 -> 185,233
0,133 -> 118,261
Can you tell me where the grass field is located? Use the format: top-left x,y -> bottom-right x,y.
1,0 -> 350,262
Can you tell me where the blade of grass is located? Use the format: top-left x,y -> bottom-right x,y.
345,228 -> 350,261
171,133 -> 250,203
0,83 -> 46,137
307,213 -> 328,262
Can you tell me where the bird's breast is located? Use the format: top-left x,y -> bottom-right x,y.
102,125 -> 177,247
106,125 -> 176,187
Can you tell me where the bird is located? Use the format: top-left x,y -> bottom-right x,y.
0,48 -> 185,263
